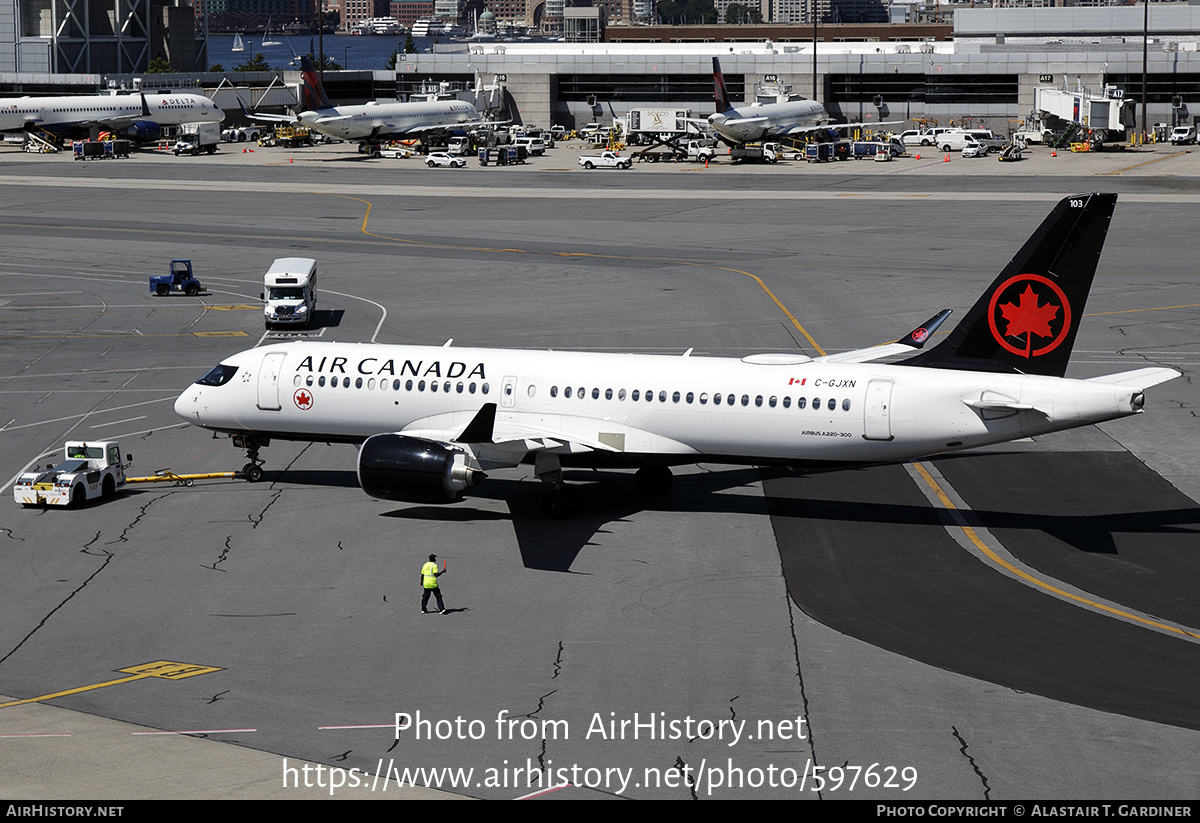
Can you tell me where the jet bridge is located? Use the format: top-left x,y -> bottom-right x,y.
1035,83 -> 1135,136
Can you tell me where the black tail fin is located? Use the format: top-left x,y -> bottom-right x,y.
299,56 -> 335,110
900,193 -> 1117,378
712,57 -> 733,114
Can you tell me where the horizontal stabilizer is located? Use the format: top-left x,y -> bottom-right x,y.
1085,367 -> 1181,390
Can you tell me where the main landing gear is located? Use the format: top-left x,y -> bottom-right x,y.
232,434 -> 268,482
535,454 -> 676,519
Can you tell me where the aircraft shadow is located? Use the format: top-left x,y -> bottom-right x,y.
264,460 -> 1200,574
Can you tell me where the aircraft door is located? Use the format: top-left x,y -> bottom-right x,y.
501,376 -> 518,409
257,352 -> 286,411
863,379 -> 894,441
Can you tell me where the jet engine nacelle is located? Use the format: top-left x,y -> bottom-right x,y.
120,121 -> 162,142
358,434 -> 485,503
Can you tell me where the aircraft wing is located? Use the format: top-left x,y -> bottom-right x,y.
813,310 -> 952,364
237,96 -> 298,124
399,403 -> 698,463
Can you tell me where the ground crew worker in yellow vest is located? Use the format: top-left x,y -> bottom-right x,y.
421,553 -> 446,614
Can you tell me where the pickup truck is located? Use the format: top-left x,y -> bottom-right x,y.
579,151 -> 632,170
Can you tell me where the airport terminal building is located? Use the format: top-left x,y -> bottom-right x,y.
3,5 -> 1200,132
395,7 -> 1200,131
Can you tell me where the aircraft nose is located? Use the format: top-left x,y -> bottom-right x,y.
174,386 -> 201,421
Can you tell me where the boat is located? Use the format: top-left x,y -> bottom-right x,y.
232,33 -> 245,52
410,18 -> 443,37
261,17 -> 281,47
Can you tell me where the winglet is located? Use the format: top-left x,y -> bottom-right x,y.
897,309 -> 952,349
455,403 -> 496,444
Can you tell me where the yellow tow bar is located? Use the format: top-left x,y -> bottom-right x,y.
126,469 -> 239,487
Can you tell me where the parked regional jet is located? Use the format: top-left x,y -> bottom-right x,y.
244,56 -> 500,151
175,193 -> 1178,516
0,90 -> 223,142
707,57 -> 897,145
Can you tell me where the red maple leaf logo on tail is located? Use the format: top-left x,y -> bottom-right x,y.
999,285 -> 1060,357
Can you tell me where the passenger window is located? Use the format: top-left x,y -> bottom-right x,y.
406,379 -> 413,391
527,384 -> 535,397
631,390 -> 640,401
842,399 -> 851,411
605,388 -> 613,400
699,393 -> 708,404
578,387 -> 585,399
331,376 -> 339,388
827,398 -> 836,411
565,387 -> 573,398
469,383 -> 476,394
368,379 -> 376,390
783,396 -> 791,408
293,375 -> 302,387
812,397 -> 820,409
713,393 -> 721,406
769,396 -> 777,407
755,395 -> 763,407
356,377 -> 363,389
741,395 -> 749,406
431,382 -> 439,393
482,383 -> 489,394
618,389 -> 626,400
418,380 -> 426,391
444,382 -> 450,393
797,397 -> 806,409
659,391 -> 667,403
672,391 -> 680,403
592,388 -> 600,399
319,376 -> 326,387
306,375 -> 314,387
551,386 -> 558,398
686,392 -> 694,404
726,394 -> 735,406
459,382 -> 466,394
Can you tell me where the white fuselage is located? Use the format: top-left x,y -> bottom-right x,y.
708,99 -> 829,144
297,100 -> 480,141
174,341 -> 1144,471
0,92 -> 223,134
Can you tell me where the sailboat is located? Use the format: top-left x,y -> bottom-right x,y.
261,17 -> 281,47
232,33 -> 246,52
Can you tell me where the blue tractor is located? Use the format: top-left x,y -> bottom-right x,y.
150,259 -> 203,297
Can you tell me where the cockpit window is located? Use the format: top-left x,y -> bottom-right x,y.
196,364 -> 238,386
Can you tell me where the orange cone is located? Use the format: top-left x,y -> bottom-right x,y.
943,154 -> 950,162
915,153 -> 920,160
1051,149 -> 1056,157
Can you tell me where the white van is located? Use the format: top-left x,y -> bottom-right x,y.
263,258 -> 318,329
938,129 -> 1005,153
513,136 -> 546,155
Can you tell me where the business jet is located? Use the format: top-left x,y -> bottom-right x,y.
0,90 -> 223,143
174,193 -> 1178,517
707,57 -> 898,146
244,56 -> 500,152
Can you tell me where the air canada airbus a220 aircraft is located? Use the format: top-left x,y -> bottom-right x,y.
175,193 -> 1179,516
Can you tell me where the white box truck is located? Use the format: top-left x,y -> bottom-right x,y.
263,258 -> 318,329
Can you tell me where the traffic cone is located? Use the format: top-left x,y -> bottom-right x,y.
943,154 -> 950,162
242,148 -> 246,153
915,153 -> 920,160
1051,149 -> 1057,157
289,157 -> 293,163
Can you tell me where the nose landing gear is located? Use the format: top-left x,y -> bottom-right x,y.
232,434 -> 269,482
